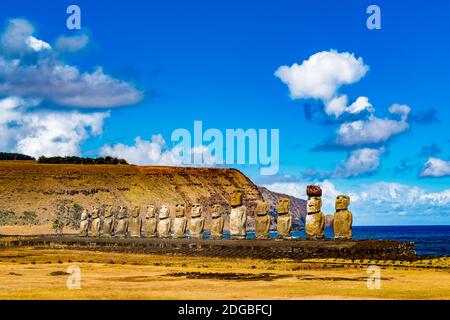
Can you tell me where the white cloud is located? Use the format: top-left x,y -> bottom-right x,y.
325,95 -> 374,118
334,148 -> 384,178
263,180 -> 450,222
336,104 -> 410,146
420,157 -> 450,178
0,18 -> 143,108
55,34 -> 89,52
274,50 -> 369,101
100,135 -> 218,167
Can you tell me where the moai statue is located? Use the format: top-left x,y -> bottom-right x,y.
129,206 -> 142,237
277,198 -> 292,239
255,200 -> 270,239
173,203 -> 187,238
189,202 -> 205,239
333,195 -> 353,240
210,204 -> 224,239
305,185 -> 325,240
157,205 -> 171,238
114,206 -> 129,237
90,207 -> 101,237
142,204 -> 157,238
102,205 -> 114,237
229,189 -> 247,240
79,208 -> 90,237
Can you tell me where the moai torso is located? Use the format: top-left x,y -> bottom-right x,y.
115,206 -> 129,237
157,205 -> 171,238
90,207 -> 101,237
277,198 -> 292,239
229,190 -> 247,239
210,204 -> 224,239
129,206 -> 142,237
102,206 -> 114,237
334,195 -> 353,239
143,205 -> 157,238
189,203 -> 205,239
305,195 -> 325,239
79,209 -> 89,237
255,201 -> 270,239
173,203 -> 187,238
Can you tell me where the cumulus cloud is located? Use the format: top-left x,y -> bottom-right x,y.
263,180 -> 450,223
100,135 -> 218,167
325,95 -> 374,118
0,18 -> 143,108
420,157 -> 450,178
334,148 -> 384,178
275,50 -> 368,101
55,34 -> 89,53
0,96 -> 109,157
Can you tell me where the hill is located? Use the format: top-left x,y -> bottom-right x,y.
0,161 -> 305,232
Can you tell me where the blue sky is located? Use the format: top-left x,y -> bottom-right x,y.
0,0 -> 449,225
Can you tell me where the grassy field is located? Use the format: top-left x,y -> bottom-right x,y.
0,247 -> 449,299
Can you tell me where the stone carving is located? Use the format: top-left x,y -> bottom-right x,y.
157,205 -> 171,238
254,200 -> 270,239
143,204 -> 157,237
229,189 -> 247,239
333,195 -> 353,239
114,206 -> 129,237
189,202 -> 205,238
173,203 -> 187,238
102,205 -> 114,237
277,198 -> 292,239
305,189 -> 325,240
210,204 -> 224,239
129,206 -> 142,237
307,185 -> 322,197
79,208 -> 90,237
90,207 -> 101,237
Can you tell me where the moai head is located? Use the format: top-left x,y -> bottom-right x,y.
146,204 -> 156,218
175,203 -> 186,217
191,203 -> 202,218
131,206 -> 141,218
81,208 -> 89,221
277,198 -> 290,215
104,205 -> 113,218
91,207 -> 99,219
230,189 -> 244,207
211,204 -> 223,218
118,206 -> 128,219
335,195 -> 350,210
307,196 -> 322,214
255,200 -> 269,216
159,205 -> 170,219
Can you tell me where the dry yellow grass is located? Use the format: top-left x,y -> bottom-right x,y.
0,247 -> 449,300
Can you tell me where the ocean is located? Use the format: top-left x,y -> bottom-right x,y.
218,225 -> 450,257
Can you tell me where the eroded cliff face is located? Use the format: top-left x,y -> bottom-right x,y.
0,161 -> 305,230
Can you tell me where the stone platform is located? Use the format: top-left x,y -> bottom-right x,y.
0,235 -> 417,260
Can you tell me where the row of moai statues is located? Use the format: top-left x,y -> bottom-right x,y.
79,185 -> 352,240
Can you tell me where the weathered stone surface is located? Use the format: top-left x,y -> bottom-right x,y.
102,205 -> 114,237
210,204 -> 224,239
307,185 -> 322,197
114,206 -> 129,238
129,206 -> 142,238
142,205 -> 157,238
173,203 -> 187,238
277,198 -> 292,239
157,205 -> 171,238
79,208 -> 89,237
334,195 -> 353,239
189,203 -> 205,238
90,207 -> 101,237
306,196 -> 324,239
255,201 -> 270,239
230,206 -> 247,240
230,189 -> 243,207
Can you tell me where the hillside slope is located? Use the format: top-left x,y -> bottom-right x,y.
0,161 -> 305,231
